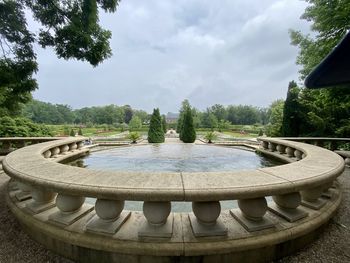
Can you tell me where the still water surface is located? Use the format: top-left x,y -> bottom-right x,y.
72,144 -> 280,211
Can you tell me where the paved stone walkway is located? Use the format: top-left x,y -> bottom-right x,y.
0,166 -> 349,262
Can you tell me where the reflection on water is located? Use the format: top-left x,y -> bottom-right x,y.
73,144 -> 280,212
75,144 -> 280,173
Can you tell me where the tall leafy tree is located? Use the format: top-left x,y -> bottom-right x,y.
282,81 -> 301,137
129,115 -> 142,131
123,105 -> 133,124
290,0 -> 350,137
148,108 -> 164,143
266,99 -> 284,137
0,0 -> 120,116
210,104 -> 227,121
180,107 -> 196,143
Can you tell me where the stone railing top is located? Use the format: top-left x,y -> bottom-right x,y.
3,137 -> 345,202
0,137 -> 62,142
275,137 -> 350,142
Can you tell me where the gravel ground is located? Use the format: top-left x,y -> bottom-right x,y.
0,167 -> 349,263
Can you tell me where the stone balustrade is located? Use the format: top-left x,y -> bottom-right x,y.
0,137 -> 62,155
280,137 -> 350,151
2,137 -> 345,262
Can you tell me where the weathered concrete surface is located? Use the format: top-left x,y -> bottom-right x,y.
3,138 -> 344,202
0,170 -> 72,263
277,167 -> 350,263
0,169 -> 349,262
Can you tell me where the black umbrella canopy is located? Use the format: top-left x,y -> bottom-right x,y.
305,31 -> 350,89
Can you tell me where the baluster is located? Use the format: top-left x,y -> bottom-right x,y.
86,199 -> 130,235
138,201 -> 173,238
49,194 -> 93,226
231,197 -> 274,231
269,192 -> 308,222
189,201 -> 227,237
26,187 -> 56,213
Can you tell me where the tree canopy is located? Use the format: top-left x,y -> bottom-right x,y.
0,0 -> 120,116
289,0 -> 350,137
148,108 -> 164,143
281,81 -> 300,137
180,106 -> 196,143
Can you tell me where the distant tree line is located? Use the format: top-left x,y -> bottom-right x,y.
21,99 -> 270,128
21,100 -> 150,126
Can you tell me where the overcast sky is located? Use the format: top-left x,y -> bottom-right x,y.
30,0 -> 310,113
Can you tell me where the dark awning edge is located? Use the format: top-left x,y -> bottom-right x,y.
305,30 -> 350,89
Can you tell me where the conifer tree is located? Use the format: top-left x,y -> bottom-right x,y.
162,115 -> 167,133
282,81 -> 300,137
181,107 -> 196,143
148,108 -> 165,143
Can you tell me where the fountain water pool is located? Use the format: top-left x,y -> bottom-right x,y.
71,144 -> 281,211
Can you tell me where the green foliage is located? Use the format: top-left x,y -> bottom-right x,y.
129,115 -> 142,130
180,107 -> 196,143
289,0 -> 350,137
266,100 -> 284,137
78,127 -> 83,136
258,129 -> 264,136
0,116 -> 52,137
204,131 -> 217,143
22,100 -> 74,124
210,104 -> 227,121
218,119 -> 231,132
162,115 -> 167,133
201,111 -> 218,131
282,81 -> 301,137
176,100 -> 190,133
148,108 -> 164,143
0,1 -> 120,116
123,105 -> 133,124
70,129 -> 75,137
226,105 -> 260,125
0,1 -> 37,116
128,131 -> 141,143
290,0 -> 350,79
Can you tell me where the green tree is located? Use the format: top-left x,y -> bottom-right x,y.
0,116 -> 52,137
180,107 -> 196,143
162,115 -> 167,133
123,105 -> 133,124
176,99 -> 191,133
290,0 -> 350,137
0,0 -> 120,116
282,81 -> 301,137
133,110 -> 150,124
148,108 -> 164,143
266,100 -> 284,137
78,127 -> 83,136
129,115 -> 142,130
210,104 -> 227,121
201,110 -> 218,130
70,129 -> 75,137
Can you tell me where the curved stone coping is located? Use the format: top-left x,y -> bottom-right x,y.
277,137 -> 350,142
0,137 -> 62,142
5,182 -> 343,260
3,137 -> 345,202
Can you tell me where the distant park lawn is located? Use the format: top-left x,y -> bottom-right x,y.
47,125 -> 123,137
47,124 -> 261,139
